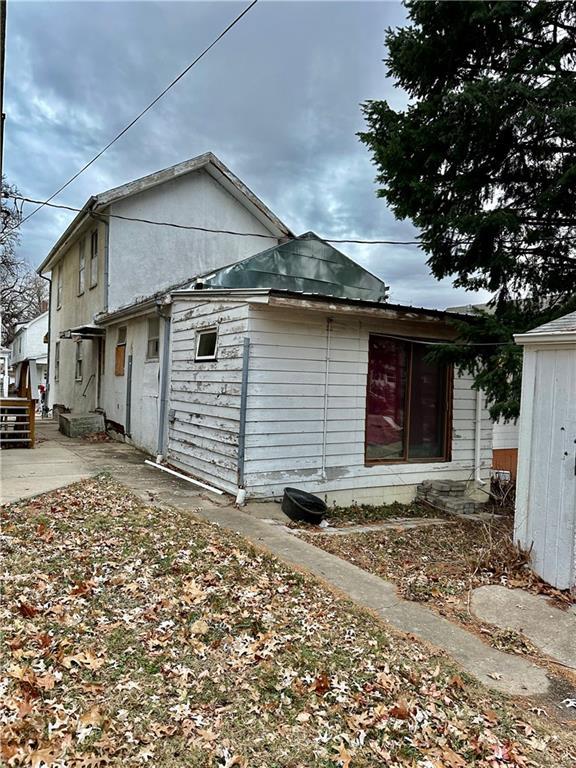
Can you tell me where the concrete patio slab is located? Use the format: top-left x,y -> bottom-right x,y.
472,585 -> 576,669
0,438 -> 94,504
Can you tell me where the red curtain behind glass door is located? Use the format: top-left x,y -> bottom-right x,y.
365,336 -> 407,460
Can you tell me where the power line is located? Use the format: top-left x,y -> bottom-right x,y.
10,0 -> 259,232
3,193 -> 423,246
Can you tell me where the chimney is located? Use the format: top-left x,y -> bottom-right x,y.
40,300 -> 48,313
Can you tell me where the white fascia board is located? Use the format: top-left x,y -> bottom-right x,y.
514,331 -> 576,346
172,288 -> 272,302
36,198 -> 98,274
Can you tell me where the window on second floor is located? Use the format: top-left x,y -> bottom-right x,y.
75,341 -> 83,381
146,317 -> 160,360
78,238 -> 86,295
56,265 -> 63,309
90,230 -> 98,288
54,342 -> 60,381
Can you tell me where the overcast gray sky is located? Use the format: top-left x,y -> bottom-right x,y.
5,0 -> 490,309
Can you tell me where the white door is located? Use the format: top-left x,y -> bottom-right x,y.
523,347 -> 576,589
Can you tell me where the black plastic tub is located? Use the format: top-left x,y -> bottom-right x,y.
281,487 -> 327,524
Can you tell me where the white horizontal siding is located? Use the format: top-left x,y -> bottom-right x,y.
493,417 -> 519,450
167,299 -> 247,492
243,306 -> 492,502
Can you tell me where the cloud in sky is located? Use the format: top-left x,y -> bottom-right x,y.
5,0 -> 490,309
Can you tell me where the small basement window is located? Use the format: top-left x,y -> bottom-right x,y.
195,328 -> 217,361
146,317 -> 160,360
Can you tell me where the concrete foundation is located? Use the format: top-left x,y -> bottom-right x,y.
59,412 -> 105,438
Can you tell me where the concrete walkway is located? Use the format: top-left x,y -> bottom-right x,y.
0,430 -> 92,504
472,585 -> 576,669
1,422 -> 553,698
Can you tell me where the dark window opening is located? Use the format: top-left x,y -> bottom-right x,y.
365,335 -> 451,464
195,328 -> 217,360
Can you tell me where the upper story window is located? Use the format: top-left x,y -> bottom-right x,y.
115,326 -> 127,376
78,238 -> 86,295
90,230 -> 98,288
146,317 -> 160,360
56,264 -> 63,309
365,335 -> 451,464
195,328 -> 218,361
75,341 -> 83,381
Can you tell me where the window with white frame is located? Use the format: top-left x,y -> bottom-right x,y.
146,317 -> 160,360
90,230 -> 98,288
75,341 -> 83,381
195,328 -> 217,361
55,342 -> 60,381
56,265 -> 63,309
78,238 -> 86,294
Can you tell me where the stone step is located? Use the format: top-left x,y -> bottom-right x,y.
416,479 -> 487,515
59,412 -> 105,438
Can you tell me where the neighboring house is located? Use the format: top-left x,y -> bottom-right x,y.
1,310 -> 12,396
514,311 -> 576,590
106,232 -> 490,504
10,309 -> 49,397
0,346 -> 9,398
36,152 -> 293,451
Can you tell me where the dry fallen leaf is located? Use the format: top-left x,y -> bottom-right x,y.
80,706 -> 104,727
190,618 -> 209,635
18,601 -> 39,618
389,698 -> 411,720
335,742 -> 354,768
312,672 -> 330,696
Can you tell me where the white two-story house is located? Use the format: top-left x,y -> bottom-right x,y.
37,152 -> 292,450
10,307 -> 49,398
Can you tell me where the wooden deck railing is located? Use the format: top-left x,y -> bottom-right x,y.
0,397 -> 36,448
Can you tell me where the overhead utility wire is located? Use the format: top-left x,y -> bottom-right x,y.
9,0 -> 259,233
4,194 -> 423,246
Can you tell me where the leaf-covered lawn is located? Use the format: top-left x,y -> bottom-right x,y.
1,478 -> 574,767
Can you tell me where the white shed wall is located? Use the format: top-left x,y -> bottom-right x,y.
108,170 -> 279,312
515,344 -> 576,589
166,299 -> 249,492
241,306 -> 492,504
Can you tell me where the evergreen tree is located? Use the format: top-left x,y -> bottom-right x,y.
360,0 -> 576,419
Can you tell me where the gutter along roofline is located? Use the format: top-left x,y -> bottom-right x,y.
514,330 -> 576,345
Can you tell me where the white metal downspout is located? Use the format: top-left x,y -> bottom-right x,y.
156,310 -> 172,462
103,218 -> 110,313
474,388 -> 486,485
321,318 -> 333,480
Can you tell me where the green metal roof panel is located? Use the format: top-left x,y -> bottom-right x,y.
198,232 -> 389,302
